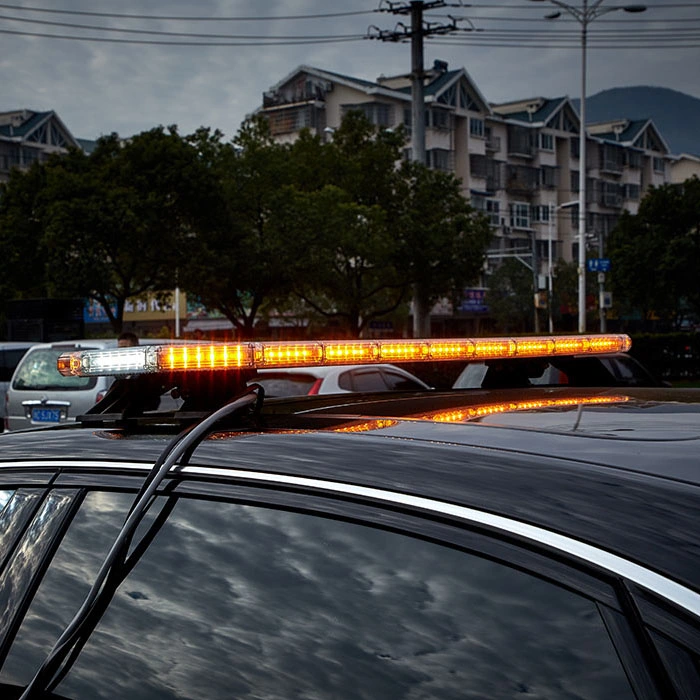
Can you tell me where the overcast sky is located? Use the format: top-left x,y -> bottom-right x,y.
2,0 -> 699,141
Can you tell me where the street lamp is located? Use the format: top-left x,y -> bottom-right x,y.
530,0 -> 646,333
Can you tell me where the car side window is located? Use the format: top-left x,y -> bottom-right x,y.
341,368 -> 386,392
382,369 -> 424,391
0,490 -> 12,513
2,490 -> 637,699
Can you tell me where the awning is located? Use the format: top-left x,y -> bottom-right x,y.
183,319 -> 234,332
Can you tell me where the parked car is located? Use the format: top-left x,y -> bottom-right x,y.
0,341 -> 37,427
248,364 -> 432,397
452,352 -> 667,390
4,339 -> 119,431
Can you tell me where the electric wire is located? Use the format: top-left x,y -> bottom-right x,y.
0,12 -> 367,39
0,27 -> 364,45
0,3 -> 378,20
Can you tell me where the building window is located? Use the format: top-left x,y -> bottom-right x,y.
341,102 -> 393,127
624,183 -> 641,200
507,126 -> 535,157
510,203 -> 531,229
570,170 -> 580,193
427,148 -> 452,171
653,157 -> 665,174
470,153 -> 488,178
540,132 -> 554,151
427,109 -> 451,130
266,105 -> 315,135
626,150 -> 641,168
532,205 -> 551,223
473,196 -> 501,226
540,166 -> 557,189
470,118 -> 484,138
570,139 -> 580,159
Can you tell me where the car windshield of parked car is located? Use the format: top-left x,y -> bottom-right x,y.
249,372 -> 319,398
12,348 -> 96,391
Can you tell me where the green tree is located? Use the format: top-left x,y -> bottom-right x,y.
0,161 -> 51,308
178,117 -> 300,338
608,176 -> 700,328
289,186 -> 406,337
283,114 -> 410,337
485,258 -> 535,333
394,161 -> 491,336
288,113 -> 491,337
38,127 -> 219,332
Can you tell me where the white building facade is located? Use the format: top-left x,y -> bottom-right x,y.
256,62 -> 673,295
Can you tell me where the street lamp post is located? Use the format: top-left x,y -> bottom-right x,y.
548,200 -> 578,333
530,0 -> 645,333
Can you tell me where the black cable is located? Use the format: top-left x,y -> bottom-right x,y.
0,27 -> 364,45
0,13 -> 367,39
19,387 -> 264,699
0,3 -> 378,21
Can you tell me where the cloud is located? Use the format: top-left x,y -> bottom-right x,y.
2,0 -> 698,140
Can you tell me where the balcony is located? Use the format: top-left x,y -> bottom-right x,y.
505,164 -> 539,197
485,135 -> 501,153
507,126 -> 535,158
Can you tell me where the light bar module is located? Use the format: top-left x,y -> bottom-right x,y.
57,334 -> 632,378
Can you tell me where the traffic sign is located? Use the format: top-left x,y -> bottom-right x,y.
587,258 -> 611,273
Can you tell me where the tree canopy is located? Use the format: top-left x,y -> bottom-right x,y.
607,176 -> 700,328
0,113 -> 491,338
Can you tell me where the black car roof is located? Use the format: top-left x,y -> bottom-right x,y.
1,386 -> 699,599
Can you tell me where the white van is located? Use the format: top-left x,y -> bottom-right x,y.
5,339 -> 118,431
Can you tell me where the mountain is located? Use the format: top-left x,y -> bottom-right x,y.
572,86 -> 700,156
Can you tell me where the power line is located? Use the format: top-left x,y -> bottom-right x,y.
0,3 -> 378,21
435,14 -> 700,22
0,13 -> 366,39
429,38 -> 700,46
0,28 -> 364,46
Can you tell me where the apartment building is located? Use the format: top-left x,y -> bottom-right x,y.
256,61 -> 672,291
668,153 -> 700,183
0,109 -> 82,184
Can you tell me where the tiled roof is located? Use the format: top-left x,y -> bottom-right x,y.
392,69 -> 462,96
492,98 -> 567,125
77,138 -> 98,154
311,67 -> 384,91
589,119 -> 648,144
0,110 -> 52,138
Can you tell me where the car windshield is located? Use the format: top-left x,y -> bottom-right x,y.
12,348 -> 97,391
250,373 -> 319,398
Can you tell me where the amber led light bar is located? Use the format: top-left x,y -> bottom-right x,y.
57,334 -> 632,377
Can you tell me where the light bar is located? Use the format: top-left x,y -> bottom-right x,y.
57,334 -> 632,377
420,395 -> 630,423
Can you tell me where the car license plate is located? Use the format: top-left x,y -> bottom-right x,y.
31,408 -> 61,423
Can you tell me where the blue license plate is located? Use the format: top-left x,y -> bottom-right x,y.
31,408 -> 61,423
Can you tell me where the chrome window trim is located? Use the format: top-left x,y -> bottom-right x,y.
5,458 -> 700,619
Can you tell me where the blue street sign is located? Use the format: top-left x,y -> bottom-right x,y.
587,258 -> 611,273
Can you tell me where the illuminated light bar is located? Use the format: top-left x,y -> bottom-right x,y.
473,338 -> 517,358
422,396 -> 630,423
428,340 -> 476,360
57,346 -> 161,377
163,344 -> 253,371
324,342 -> 379,364
334,419 -> 400,433
57,334 -> 632,377
255,342 -> 324,367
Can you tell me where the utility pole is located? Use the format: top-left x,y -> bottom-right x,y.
370,1 -> 467,337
